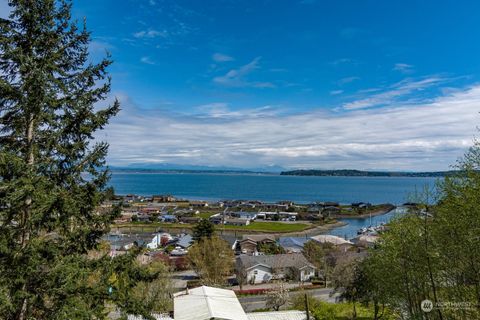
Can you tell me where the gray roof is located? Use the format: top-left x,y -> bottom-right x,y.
278,237 -> 309,252
176,234 -> 193,248
237,253 -> 315,270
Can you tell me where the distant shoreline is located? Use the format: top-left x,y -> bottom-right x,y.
110,168 -> 453,178
280,169 -> 457,178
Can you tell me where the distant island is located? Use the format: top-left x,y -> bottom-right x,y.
280,169 -> 458,177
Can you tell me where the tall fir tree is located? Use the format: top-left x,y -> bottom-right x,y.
0,1 -> 158,319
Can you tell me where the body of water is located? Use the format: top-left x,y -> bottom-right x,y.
110,172 -> 437,205
328,206 -> 408,239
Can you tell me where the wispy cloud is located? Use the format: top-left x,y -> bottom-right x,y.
101,84 -> 480,171
212,53 -> 234,62
140,56 -> 155,65
195,103 -> 280,119
393,63 -> 415,74
134,29 -> 168,39
337,76 -> 360,85
330,90 -> 344,95
330,58 -> 355,66
343,76 -> 446,110
213,57 -> 275,88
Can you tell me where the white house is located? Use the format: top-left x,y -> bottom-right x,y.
146,233 -> 173,249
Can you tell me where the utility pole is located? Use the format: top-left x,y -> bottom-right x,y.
304,293 -> 310,320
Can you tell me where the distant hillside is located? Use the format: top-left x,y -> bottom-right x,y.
110,168 -> 277,175
110,163 -> 285,173
280,169 -> 458,177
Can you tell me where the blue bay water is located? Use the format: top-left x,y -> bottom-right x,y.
109,172 -> 437,205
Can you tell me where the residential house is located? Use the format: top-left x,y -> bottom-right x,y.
146,233 -> 174,249
189,200 -> 209,208
209,213 -> 223,224
152,194 -> 176,202
310,235 -> 354,252
175,234 -> 193,249
160,215 -> 178,223
174,286 -> 249,320
236,253 -> 316,284
173,285 -> 309,320
235,235 -> 276,254
278,237 -> 309,253
179,216 -> 200,224
224,218 -> 250,226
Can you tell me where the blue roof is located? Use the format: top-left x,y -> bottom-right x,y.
278,237 -> 309,250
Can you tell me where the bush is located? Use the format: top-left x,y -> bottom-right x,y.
186,279 -> 202,288
235,288 -> 270,295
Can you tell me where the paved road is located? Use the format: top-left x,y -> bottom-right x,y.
239,287 -> 340,312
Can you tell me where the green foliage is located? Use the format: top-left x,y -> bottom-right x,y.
302,240 -> 328,268
131,261 -> 173,313
0,1 -> 157,318
104,186 -> 116,200
257,242 -> 285,254
187,236 -> 234,286
361,141 -> 480,319
192,218 -> 215,240
290,294 -> 396,320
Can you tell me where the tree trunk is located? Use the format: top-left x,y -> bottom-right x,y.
18,115 -> 35,320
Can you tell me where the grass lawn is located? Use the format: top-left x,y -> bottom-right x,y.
220,221 -> 311,232
197,212 -> 216,219
113,221 -> 312,233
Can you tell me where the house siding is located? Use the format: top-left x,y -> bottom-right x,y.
300,267 -> 315,282
247,265 -> 272,284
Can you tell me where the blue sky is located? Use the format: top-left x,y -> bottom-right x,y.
3,0 -> 480,170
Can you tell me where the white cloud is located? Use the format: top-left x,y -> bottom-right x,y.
100,85 -> 480,171
195,103 -> 280,119
134,29 -> 168,39
213,57 -> 275,88
330,90 -> 343,95
393,63 -> 414,74
343,77 -> 445,110
140,56 -> 155,65
212,53 -> 234,62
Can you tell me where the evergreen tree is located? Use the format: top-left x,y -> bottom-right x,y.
192,218 -> 215,240
0,1 -> 157,318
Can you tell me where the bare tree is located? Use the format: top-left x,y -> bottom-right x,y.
266,281 -> 290,311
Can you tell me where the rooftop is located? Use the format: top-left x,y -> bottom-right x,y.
174,286 -> 248,320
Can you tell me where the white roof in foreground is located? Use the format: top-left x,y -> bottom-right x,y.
247,310 -> 308,320
126,313 -> 173,320
174,286 -> 248,320
310,234 -> 353,246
